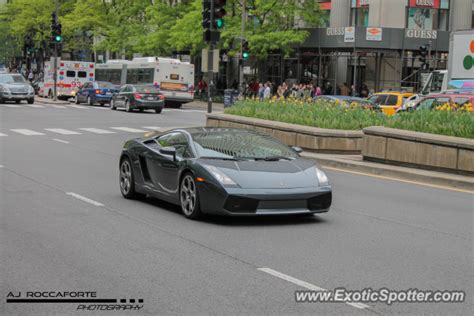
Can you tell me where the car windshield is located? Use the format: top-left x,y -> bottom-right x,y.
192,131 -> 298,160
97,81 -> 115,89
135,85 -> 161,93
0,74 -> 27,83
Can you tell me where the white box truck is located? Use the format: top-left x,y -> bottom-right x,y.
420,29 -> 473,96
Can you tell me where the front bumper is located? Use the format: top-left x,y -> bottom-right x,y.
1,92 -> 34,100
199,182 -> 332,216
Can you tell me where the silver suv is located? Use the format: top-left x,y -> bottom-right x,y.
0,74 -> 35,104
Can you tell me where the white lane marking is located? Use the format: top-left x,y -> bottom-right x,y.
0,133 -> 7,136
2,104 -> 21,108
10,129 -> 45,136
258,267 -> 369,310
110,127 -> 147,133
45,128 -> 81,135
79,128 -> 115,134
66,192 -> 104,207
25,104 -> 45,108
142,126 -> 161,130
0,165 -> 3,168
67,104 -> 89,109
53,138 -> 70,144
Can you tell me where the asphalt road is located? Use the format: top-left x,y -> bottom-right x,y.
1,98 -> 472,315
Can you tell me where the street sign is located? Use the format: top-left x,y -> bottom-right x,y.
366,27 -> 382,41
344,27 -> 355,43
201,48 -> 219,73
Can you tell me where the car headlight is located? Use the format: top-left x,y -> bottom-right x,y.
0,85 -> 10,94
315,167 -> 329,186
203,165 -> 236,185
28,86 -> 34,94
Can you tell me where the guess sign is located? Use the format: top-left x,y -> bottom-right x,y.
409,0 -> 439,8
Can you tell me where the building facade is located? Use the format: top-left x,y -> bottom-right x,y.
258,0 -> 474,93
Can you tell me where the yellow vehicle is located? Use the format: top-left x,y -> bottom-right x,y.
367,92 -> 415,116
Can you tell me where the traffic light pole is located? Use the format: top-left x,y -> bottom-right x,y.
53,0 -> 59,101
239,0 -> 245,93
207,0 -> 215,114
207,43 -> 214,114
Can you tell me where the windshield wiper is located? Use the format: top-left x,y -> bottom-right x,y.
254,156 -> 293,161
199,156 -> 246,161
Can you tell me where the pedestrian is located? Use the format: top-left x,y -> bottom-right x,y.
258,83 -> 264,101
360,84 -> 369,98
351,85 -> 360,97
315,85 -> 322,96
324,82 -> 333,95
231,80 -> 238,90
198,78 -> 207,100
28,70 -> 34,82
340,82 -> 350,96
263,82 -> 271,99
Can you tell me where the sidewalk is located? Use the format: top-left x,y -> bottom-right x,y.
182,100 -> 224,112
302,152 -> 474,192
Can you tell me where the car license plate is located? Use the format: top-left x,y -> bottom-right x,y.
106,92 -> 111,95
147,97 -> 154,100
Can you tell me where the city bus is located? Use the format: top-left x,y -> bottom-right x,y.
96,57 -> 194,106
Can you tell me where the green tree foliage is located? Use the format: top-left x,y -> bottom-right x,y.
3,0 -> 322,61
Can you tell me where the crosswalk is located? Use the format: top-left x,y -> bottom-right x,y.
1,102 -> 207,113
0,126 -> 163,138
0,103 -> 107,110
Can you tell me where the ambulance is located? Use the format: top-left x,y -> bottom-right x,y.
39,60 -> 95,99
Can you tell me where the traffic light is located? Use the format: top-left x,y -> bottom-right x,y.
202,0 -> 211,30
203,0 -> 224,44
54,23 -> 62,42
419,45 -> 428,64
242,40 -> 250,60
50,12 -> 62,43
213,0 -> 226,30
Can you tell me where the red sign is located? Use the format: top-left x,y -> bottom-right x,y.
320,2 -> 331,10
409,0 -> 440,8
357,0 -> 369,7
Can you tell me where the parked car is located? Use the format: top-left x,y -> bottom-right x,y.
0,73 -> 35,104
111,84 -> 165,113
74,81 -> 118,106
367,92 -> 415,116
400,93 -> 474,112
314,95 -> 381,111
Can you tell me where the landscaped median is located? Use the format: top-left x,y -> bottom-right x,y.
206,99 -> 473,175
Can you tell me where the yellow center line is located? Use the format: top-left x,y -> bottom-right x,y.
323,166 -> 474,194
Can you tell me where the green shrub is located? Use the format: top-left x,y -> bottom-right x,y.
224,99 -> 474,139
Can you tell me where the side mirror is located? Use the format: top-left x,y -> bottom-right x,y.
159,146 -> 176,161
292,146 -> 303,154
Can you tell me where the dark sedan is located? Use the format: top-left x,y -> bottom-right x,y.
111,84 -> 165,113
74,81 -> 118,106
119,128 -> 332,219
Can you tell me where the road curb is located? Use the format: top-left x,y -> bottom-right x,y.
303,153 -> 474,192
